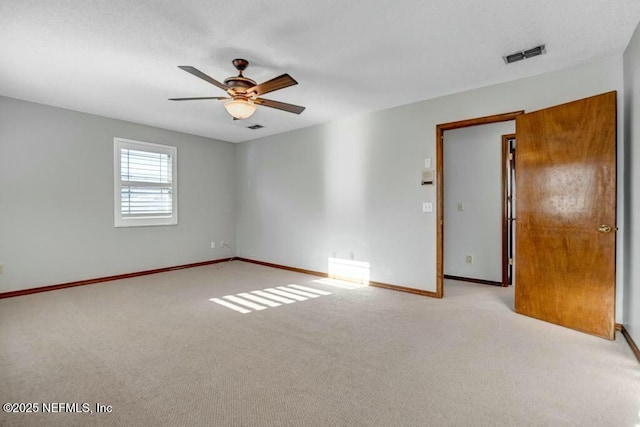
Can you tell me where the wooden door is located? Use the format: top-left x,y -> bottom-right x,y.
515,91 -> 616,340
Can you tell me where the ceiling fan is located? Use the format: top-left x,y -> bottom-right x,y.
169,59 -> 305,120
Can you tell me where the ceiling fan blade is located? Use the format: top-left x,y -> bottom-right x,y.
178,66 -> 229,92
254,98 -> 305,114
247,74 -> 298,96
168,96 -> 229,101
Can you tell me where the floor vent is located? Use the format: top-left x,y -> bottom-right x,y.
503,44 -> 546,64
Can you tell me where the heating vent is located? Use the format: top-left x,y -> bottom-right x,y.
503,44 -> 546,64
247,124 -> 264,130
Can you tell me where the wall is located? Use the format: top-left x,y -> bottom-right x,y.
0,96 -> 236,293
236,57 -> 626,321
443,121 -> 515,282
623,23 -> 640,344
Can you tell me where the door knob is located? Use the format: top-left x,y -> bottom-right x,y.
598,224 -> 613,233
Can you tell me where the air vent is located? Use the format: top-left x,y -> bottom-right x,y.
503,44 -> 546,64
233,120 -> 264,130
523,45 -> 545,58
505,52 -> 524,63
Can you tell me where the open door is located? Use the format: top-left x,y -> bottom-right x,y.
515,91 -> 616,340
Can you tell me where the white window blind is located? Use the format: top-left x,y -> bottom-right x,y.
114,138 -> 177,227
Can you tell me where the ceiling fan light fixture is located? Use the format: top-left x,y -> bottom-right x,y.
224,98 -> 256,119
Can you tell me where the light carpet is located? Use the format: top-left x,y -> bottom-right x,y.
0,261 -> 638,426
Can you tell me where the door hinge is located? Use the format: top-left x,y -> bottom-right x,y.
508,152 -> 513,160
509,258 -> 514,265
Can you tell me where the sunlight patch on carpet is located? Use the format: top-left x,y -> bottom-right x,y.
208,298 -> 251,314
210,285 -> 332,314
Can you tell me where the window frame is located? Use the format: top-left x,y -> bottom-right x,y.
113,137 -> 178,228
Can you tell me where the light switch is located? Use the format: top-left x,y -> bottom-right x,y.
457,202 -> 464,211
424,158 -> 432,168
423,202 -> 433,212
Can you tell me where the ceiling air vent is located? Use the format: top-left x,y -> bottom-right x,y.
233,120 -> 264,130
503,44 -> 546,64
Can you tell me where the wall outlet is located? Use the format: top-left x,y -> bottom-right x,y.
466,255 -> 473,264
422,202 -> 433,212
211,241 -> 216,249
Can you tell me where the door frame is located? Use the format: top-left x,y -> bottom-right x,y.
502,133 -> 516,287
435,111 -> 524,298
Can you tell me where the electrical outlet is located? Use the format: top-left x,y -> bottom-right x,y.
211,241 -> 216,249
466,255 -> 473,264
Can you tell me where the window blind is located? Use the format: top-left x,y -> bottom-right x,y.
120,149 -> 173,217
114,138 -> 177,227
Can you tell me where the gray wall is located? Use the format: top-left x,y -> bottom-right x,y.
444,121 -> 515,282
623,23 -> 640,345
0,96 -> 236,293
236,57 -> 626,321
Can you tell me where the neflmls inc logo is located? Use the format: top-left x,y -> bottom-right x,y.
42,402 -> 91,413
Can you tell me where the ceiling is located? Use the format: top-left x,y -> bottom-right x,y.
1,1 -> 639,143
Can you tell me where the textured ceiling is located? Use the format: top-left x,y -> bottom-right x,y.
1,1 -> 639,143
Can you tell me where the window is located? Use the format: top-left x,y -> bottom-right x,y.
114,138 -> 177,227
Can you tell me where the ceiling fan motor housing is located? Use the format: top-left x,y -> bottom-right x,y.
224,76 -> 256,90
224,58 -> 255,90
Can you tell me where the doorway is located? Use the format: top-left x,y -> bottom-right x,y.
435,111 -> 524,298
442,123 -> 515,287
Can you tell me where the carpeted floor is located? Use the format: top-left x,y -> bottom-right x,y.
1,261 -> 638,426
